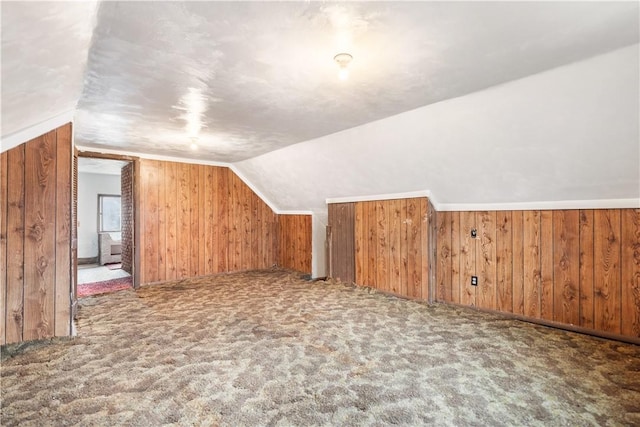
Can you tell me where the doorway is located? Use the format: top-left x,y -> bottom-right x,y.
75,152 -> 138,298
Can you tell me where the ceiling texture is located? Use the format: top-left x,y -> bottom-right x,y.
4,1 -> 637,160
1,1 -> 638,211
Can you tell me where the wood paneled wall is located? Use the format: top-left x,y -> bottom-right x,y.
354,198 -> 431,300
138,160 -> 312,284
328,197 -> 432,301
436,209 -> 640,339
0,124 -> 73,345
278,215 -> 312,273
328,203 -> 355,282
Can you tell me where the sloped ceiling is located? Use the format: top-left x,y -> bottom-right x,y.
1,1 -> 638,210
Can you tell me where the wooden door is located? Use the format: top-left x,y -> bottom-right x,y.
71,147 -> 78,319
121,163 -> 134,275
328,203 -> 355,282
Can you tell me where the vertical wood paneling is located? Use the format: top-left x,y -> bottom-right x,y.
189,164 -> 200,277
241,181 -> 252,270
477,211 -> 496,310
157,163 -> 167,282
177,162 -> 190,279
460,211 -> 476,306
328,203 -> 355,282
1,124 -> 78,344
229,171 -> 241,272
436,207 -> 639,339
216,167 -> 229,273
23,131 -> 57,340
54,124 -> 71,337
579,210 -> 595,329
436,211 -> 451,302
164,162 -> 178,280
376,201 -> 389,293
420,198 -> 430,301
540,210 -> 554,321
512,211 -> 525,315
450,211 -> 461,305
355,202 -> 365,284
367,202 -> 377,287
406,199 -> 422,299
399,200 -> 408,297
496,211 -> 513,312
621,209 -> 640,337
553,210 -> 580,325
0,152 -> 7,344
197,166 -> 206,275
142,160 -> 159,284
594,210 -> 621,334
277,214 -> 312,273
523,210 -> 541,318
389,199 -> 402,295
6,145 -> 25,343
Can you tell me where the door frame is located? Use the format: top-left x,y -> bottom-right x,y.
76,150 -> 141,289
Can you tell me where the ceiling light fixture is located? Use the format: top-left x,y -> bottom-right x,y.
334,53 -> 353,81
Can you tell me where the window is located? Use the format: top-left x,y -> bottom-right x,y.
98,194 -> 121,232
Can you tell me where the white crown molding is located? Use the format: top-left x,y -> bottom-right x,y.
75,145 -> 312,216
438,198 -> 640,211
1,111 -> 75,153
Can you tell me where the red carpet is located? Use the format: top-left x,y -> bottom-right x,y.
78,277 -> 133,297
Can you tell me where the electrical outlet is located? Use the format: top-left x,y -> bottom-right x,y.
471,276 -> 478,286
471,229 -> 477,238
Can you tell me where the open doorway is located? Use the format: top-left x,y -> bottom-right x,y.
76,155 -> 135,297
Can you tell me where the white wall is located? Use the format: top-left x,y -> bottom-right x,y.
78,172 -> 121,259
234,44 -> 639,214
234,44 -> 639,280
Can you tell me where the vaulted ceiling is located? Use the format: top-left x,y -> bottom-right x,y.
1,1 -> 638,210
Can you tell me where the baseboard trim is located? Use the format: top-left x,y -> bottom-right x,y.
440,301 -> 640,346
78,257 -> 98,265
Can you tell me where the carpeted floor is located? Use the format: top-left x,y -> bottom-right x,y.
1,269 -> 639,426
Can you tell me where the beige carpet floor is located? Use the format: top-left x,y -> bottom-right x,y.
1,269 -> 639,426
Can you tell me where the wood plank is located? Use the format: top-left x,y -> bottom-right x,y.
579,210 -> 595,329
389,199 -> 402,295
367,202 -> 377,287
177,162 -> 191,278
198,165 -> 206,275
24,132 -> 57,340
376,201 -> 389,293
399,200 -> 408,297
54,124 -> 71,337
406,199 -> 421,299
189,164 -> 200,277
250,192 -> 260,270
6,145 -> 25,343
621,209 -> 640,337
436,210 -> 451,302
450,211 -> 461,305
156,162 -> 166,282
229,171 -> 241,271
553,210 -> 580,325
523,210 -> 541,318
419,198 -> 430,301
460,211 -> 476,306
477,211 -> 496,310
164,162 -> 178,280
512,211 -> 525,315
216,168 -> 229,272
241,181 -> 252,270
142,161 -> 159,284
593,209 -> 621,333
496,210 -> 513,313
0,151 -> 7,344
539,210 -> 554,321
355,202 -> 365,285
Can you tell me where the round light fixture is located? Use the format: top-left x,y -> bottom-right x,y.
334,53 -> 353,81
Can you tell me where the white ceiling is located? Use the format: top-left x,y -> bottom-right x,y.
78,157 -> 128,175
68,1 -> 638,161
